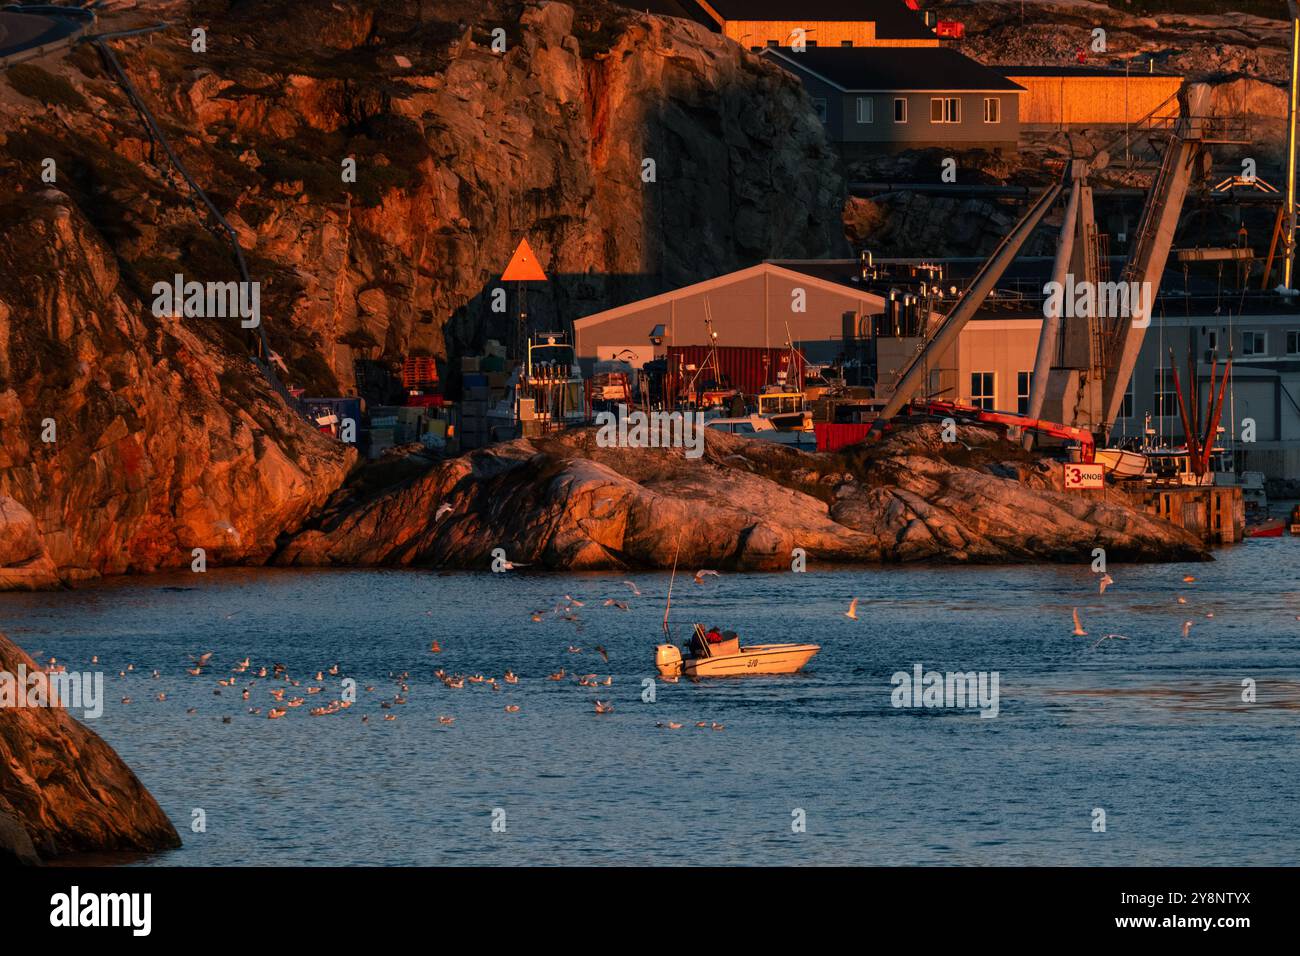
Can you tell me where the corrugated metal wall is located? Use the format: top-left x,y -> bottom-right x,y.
815,422 -> 874,451
666,345 -> 804,399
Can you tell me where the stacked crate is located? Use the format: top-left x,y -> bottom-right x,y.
459,356 -> 489,449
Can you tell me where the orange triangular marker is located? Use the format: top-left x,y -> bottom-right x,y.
502,238 -> 547,282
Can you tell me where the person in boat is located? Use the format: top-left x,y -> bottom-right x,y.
704,626 -> 723,644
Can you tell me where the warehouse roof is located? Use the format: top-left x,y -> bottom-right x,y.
764,47 -> 1026,92
700,1 -> 935,39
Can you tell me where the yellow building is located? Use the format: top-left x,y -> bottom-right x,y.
1000,66 -> 1184,128
690,0 -> 939,49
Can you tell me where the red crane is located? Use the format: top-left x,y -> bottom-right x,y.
906,399 -> 1097,462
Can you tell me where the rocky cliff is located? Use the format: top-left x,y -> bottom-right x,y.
0,631 -> 181,863
277,423 -> 1208,570
0,0 -> 846,588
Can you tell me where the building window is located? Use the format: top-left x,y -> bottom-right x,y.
1017,371 -> 1031,415
894,98 -> 907,123
984,97 -> 1000,123
1242,330 -> 1266,355
1287,330 -> 1300,354
930,97 -> 960,124
970,372 -> 995,411
1206,329 -> 1219,352
1154,370 -> 1177,417
1119,378 -> 1134,419
811,98 -> 829,123
856,96 -> 873,124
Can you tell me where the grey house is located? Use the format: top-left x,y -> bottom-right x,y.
762,46 -> 1024,155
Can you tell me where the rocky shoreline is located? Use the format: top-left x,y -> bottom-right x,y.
275,423 -> 1209,572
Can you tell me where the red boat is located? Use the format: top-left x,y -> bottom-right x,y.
1246,518 -> 1285,538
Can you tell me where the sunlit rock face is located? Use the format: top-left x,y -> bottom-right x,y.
0,0 -> 844,587
0,631 -> 181,863
277,423 -> 1209,571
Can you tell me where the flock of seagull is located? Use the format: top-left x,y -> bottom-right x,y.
38,573 -> 742,730
34,564 -> 1273,727
1069,572 -> 1214,649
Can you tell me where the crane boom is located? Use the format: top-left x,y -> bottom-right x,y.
1100,83 -> 1213,436
869,176 -> 1066,433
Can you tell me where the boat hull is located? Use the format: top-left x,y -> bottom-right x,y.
681,643 -> 820,678
1095,448 -> 1147,479
1246,519 -> 1285,538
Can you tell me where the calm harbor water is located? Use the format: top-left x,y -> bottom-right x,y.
2,541 -> 1298,866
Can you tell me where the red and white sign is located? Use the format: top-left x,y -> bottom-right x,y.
1063,462 -> 1105,489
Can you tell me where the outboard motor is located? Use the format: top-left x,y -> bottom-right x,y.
655,644 -> 683,679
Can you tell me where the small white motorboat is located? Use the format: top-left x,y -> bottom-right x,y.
655,625 -> 820,679
1094,447 -> 1147,479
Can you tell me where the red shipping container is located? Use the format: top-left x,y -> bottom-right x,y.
815,423 -> 874,452
936,20 -> 964,38
666,345 -> 804,401
404,395 -> 445,409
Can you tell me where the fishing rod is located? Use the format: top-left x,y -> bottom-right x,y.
662,533 -> 682,641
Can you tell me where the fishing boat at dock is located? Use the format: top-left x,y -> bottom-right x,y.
1094,447 -> 1148,479
1245,517 -> 1285,538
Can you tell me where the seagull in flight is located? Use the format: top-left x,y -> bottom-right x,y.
435,503 -> 454,520
1072,608 -> 1087,636
694,569 -> 720,585
623,580 -> 642,596
1098,573 -> 1114,595
1181,620 -> 1193,638
1091,633 -> 1128,650
845,597 -> 858,620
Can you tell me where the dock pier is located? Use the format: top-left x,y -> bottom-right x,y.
1119,484 -> 1244,545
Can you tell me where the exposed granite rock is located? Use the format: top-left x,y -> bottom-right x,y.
0,0 -> 845,587
0,195 -> 354,590
0,631 -> 180,863
277,423 -> 1209,570
0,495 -> 60,591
